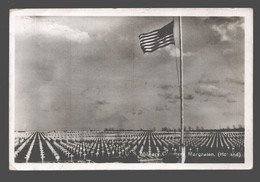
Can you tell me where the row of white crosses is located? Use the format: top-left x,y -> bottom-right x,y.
15,132 -> 35,158
227,132 -> 243,146
160,132 -> 190,152
152,133 -> 170,153
158,134 -> 171,148
180,132 -> 201,152
192,133 -> 212,149
101,138 -> 114,157
215,133 -> 220,148
62,140 -> 79,160
203,133 -> 215,148
138,135 -> 147,155
101,137 -> 122,157
59,141 -> 77,161
121,134 -> 143,156
223,133 -> 236,150
155,133 -> 174,154
88,136 -> 125,157
151,133 -> 161,154
218,133 -> 225,148
68,137 -> 103,158
25,133 -> 37,162
41,134 -> 60,162
53,141 -> 73,160
129,134 -> 145,154
183,133 -> 197,147
14,131 -> 245,162
222,132 -> 244,151
14,132 -> 28,148
103,138 -> 117,157
71,133 -> 143,158
204,133 -> 215,148
180,132 -> 218,152
216,132 -> 234,149
182,131 -> 244,152
14,138 -> 23,148
148,135 -> 152,155
41,131 -> 245,161
38,133 -> 45,162
162,133 -> 180,147
219,132 -> 232,150
225,132 -> 244,149
200,133 -> 215,148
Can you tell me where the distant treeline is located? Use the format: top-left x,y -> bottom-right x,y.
103,127 -> 244,132
16,127 -> 245,133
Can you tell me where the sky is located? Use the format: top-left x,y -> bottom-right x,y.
14,16 -> 245,131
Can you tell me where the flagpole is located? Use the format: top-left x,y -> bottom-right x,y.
178,16 -> 185,163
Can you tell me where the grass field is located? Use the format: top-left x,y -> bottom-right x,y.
14,130 -> 244,163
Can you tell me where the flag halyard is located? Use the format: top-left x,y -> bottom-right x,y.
139,21 -> 175,53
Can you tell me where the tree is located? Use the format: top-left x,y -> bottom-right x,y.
162,127 -> 172,131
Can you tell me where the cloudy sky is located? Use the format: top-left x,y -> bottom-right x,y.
14,16 -> 244,131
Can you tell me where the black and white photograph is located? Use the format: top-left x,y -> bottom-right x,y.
9,8 -> 253,170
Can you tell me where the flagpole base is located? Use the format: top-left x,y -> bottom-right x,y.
181,145 -> 186,163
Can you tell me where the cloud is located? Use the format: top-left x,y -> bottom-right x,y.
226,77 -> 244,85
222,112 -> 233,116
223,48 -> 234,55
174,94 -> 194,100
158,84 -> 173,90
158,93 -> 173,100
199,75 -> 219,84
166,46 -> 195,58
184,94 -> 194,100
80,88 -> 89,96
210,18 -> 244,42
14,16 -> 245,131
195,84 -> 229,97
16,17 -> 90,43
183,51 -> 195,57
96,100 -> 109,105
227,98 -> 236,103
96,112 -> 129,129
155,105 -> 169,111
168,100 -> 177,104
132,109 -> 144,115
211,24 -> 231,41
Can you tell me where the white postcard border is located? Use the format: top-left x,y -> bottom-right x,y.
9,8 -> 253,170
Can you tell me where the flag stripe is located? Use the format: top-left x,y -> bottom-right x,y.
139,21 -> 174,53
139,32 -> 173,43
139,31 -> 161,40
141,39 -> 175,50
139,26 -> 173,41
139,34 -> 161,42
139,30 -> 159,38
142,40 -> 175,51
140,36 -> 174,51
140,34 -> 174,46
142,41 -> 175,53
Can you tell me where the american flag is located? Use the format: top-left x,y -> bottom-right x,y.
139,21 -> 175,53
